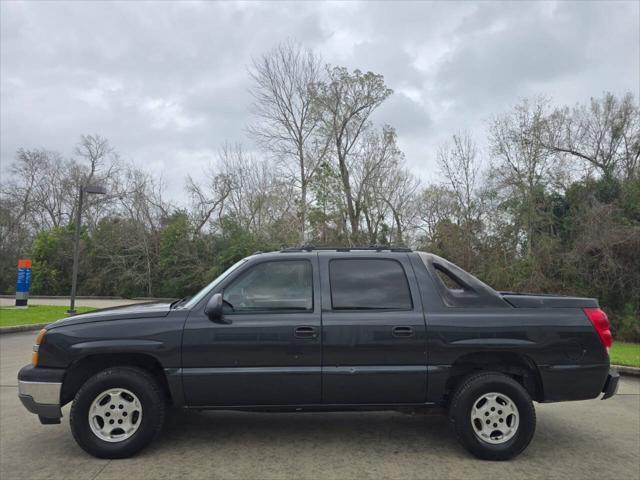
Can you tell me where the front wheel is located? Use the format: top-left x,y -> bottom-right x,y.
449,372 -> 536,460
70,367 -> 166,458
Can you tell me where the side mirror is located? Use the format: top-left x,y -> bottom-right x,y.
204,293 -> 230,324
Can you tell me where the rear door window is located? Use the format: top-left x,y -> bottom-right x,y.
329,259 -> 412,310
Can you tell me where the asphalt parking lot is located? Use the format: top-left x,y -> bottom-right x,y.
1,331 -> 639,480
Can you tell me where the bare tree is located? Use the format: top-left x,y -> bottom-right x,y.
75,134 -> 117,181
489,98 -> 557,258
117,167 -> 171,295
2,149 -> 47,229
352,126 -> 398,242
437,132 -> 482,266
188,144 -> 297,239
311,67 -> 392,243
223,145 -> 297,236
187,164 -> 232,236
2,149 -> 77,230
248,41 -> 328,243
546,92 -> 639,179
72,135 -> 122,230
349,126 -> 418,244
438,133 -> 480,223
1,135 -> 122,235
415,185 -> 458,244
381,167 -> 420,245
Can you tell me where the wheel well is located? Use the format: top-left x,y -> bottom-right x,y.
61,353 -> 173,406
444,352 -> 543,403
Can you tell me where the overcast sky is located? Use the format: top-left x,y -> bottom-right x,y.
1,0 -> 638,201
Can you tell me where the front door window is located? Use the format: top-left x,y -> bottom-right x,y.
223,260 -> 313,313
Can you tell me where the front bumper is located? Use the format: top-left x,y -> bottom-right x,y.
18,365 -> 64,423
601,368 -> 619,400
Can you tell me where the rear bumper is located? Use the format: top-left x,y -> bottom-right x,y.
539,363 -> 610,402
17,365 -> 64,423
601,368 -> 619,400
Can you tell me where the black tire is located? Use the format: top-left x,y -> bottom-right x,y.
448,372 -> 536,461
70,367 -> 166,459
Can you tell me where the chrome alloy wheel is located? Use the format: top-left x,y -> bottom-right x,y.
88,388 -> 143,442
470,392 -> 519,444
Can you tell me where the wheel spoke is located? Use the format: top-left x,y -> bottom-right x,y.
88,388 -> 143,443
469,391 -> 520,445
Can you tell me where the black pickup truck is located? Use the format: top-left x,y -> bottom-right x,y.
18,248 -> 619,460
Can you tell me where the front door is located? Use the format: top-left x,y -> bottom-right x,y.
181,255 -> 321,406
319,253 -> 427,404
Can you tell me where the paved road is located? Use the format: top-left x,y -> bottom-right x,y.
1,331 -> 639,480
0,298 -> 152,308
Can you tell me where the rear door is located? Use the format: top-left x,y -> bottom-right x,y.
319,253 -> 427,404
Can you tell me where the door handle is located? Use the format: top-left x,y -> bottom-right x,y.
294,326 -> 318,338
392,326 -> 415,337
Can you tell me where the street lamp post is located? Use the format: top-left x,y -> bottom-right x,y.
68,184 -> 106,314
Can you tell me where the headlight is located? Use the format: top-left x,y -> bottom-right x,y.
31,328 -> 46,366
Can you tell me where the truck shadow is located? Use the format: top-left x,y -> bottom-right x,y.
151,407 -> 461,455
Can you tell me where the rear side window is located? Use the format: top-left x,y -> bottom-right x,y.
329,259 -> 412,310
434,264 -> 465,291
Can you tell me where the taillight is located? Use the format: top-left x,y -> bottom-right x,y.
583,308 -> 613,351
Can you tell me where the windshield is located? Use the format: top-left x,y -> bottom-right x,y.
180,258 -> 248,309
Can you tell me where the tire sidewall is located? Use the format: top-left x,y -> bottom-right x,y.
452,375 -> 536,460
71,368 -> 163,459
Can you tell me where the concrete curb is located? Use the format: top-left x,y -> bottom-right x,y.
0,323 -> 49,335
131,297 -> 177,302
0,295 -> 123,299
612,365 -> 640,377
1,295 -> 174,301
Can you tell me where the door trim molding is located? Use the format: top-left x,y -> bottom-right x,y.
323,365 -> 428,375
182,366 -> 321,375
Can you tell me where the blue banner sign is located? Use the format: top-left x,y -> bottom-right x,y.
15,259 -> 32,306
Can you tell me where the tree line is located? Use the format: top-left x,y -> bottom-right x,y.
1,42 -> 638,340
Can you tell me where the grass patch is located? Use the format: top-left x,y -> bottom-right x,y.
610,342 -> 640,368
0,305 -> 96,328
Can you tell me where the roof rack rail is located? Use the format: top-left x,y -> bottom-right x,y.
280,244 -> 412,253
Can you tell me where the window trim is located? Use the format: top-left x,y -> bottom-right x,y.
328,257 -> 414,312
222,258 -> 314,315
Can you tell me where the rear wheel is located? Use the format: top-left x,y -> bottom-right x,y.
70,367 -> 165,458
449,372 -> 536,460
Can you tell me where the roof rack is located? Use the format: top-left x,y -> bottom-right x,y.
280,244 -> 412,253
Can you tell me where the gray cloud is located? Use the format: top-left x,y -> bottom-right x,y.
1,1 -> 638,198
